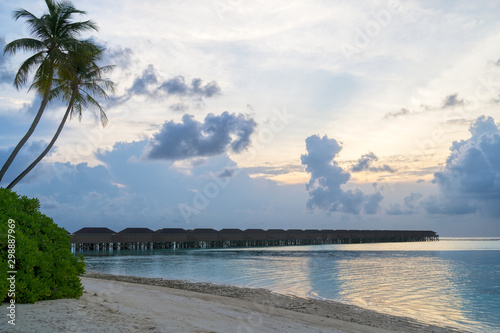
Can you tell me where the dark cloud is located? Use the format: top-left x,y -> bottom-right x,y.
158,76 -> 221,98
217,168 -> 236,178
300,135 -> 383,214
384,108 -> 410,119
107,65 -> 221,109
351,152 -> 395,173
128,65 -> 159,96
106,65 -> 160,106
147,112 -> 257,161
423,115 -> 500,216
384,94 -> 467,120
441,93 -> 465,108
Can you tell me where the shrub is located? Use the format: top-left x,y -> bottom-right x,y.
0,188 -> 85,303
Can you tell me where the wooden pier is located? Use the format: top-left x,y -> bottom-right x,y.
70,228 -> 439,252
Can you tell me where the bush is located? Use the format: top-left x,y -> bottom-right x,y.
0,188 -> 85,303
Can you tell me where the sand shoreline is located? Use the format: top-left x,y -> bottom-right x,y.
2,271 -> 464,332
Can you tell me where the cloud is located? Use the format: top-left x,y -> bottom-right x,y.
384,108 -> 410,119
243,165 -> 305,177
87,37 -> 133,69
147,112 -> 257,161
217,168 -> 236,178
128,64 -> 159,96
0,37 -> 14,85
170,103 -> 189,112
0,140 -> 55,187
104,45 -> 134,68
106,65 -> 160,106
383,93 -> 466,119
19,94 -> 67,116
386,192 -> 423,215
108,65 -> 221,108
158,76 -> 221,98
441,93 -> 465,108
300,135 -> 383,214
351,152 -> 395,173
6,139 -> 315,232
423,116 -> 500,216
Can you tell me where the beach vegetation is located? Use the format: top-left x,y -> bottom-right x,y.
0,188 -> 85,303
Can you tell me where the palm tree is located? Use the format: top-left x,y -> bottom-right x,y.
0,0 -> 99,184
7,47 -> 114,189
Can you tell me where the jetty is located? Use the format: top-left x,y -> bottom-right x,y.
70,228 -> 439,251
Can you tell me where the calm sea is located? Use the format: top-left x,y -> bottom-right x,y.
83,238 -> 500,332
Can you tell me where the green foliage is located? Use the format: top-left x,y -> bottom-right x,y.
0,188 -> 85,303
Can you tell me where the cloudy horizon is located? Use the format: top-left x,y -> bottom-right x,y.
0,0 -> 499,236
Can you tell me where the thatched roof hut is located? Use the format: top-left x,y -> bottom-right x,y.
71,227 -> 115,243
188,228 -> 218,241
265,229 -> 287,240
219,229 -> 245,241
115,228 -> 154,242
154,228 -> 188,242
243,229 -> 266,241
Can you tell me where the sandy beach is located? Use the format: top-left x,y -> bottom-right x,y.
1,271 -> 463,333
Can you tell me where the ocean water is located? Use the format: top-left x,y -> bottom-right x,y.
83,238 -> 500,332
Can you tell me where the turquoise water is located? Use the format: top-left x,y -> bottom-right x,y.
83,238 -> 500,332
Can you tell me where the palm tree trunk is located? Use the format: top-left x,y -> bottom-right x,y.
7,94 -> 75,190
0,93 -> 51,184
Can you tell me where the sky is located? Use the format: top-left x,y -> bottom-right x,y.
0,0 -> 499,236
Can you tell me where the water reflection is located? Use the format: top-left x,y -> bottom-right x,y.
333,252 -> 479,331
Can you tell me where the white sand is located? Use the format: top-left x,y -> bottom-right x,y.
2,274 -> 461,333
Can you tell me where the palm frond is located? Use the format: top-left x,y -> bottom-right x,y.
83,93 -> 108,127
13,52 -> 46,89
4,38 -> 45,55
13,9 -> 38,23
29,58 -> 54,93
61,20 -> 99,37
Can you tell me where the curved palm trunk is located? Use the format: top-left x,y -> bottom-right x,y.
7,94 -> 75,190
0,93 -> 51,184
